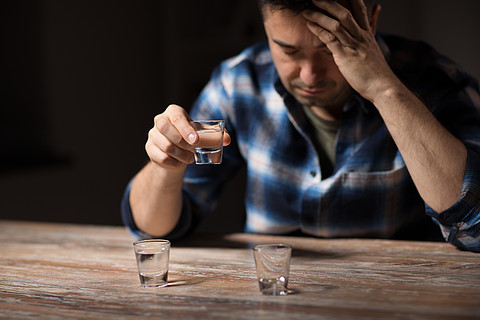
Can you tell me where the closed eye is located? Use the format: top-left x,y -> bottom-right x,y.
284,50 -> 299,56
273,39 -> 301,57
321,49 -> 333,56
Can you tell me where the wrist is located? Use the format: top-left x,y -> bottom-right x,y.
371,77 -> 410,109
146,161 -> 187,191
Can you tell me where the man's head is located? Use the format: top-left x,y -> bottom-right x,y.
258,0 -> 375,20
259,0 -> 380,120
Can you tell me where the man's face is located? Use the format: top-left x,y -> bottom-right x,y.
263,7 -> 353,117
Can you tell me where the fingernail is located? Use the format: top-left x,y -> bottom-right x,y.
188,133 -> 196,144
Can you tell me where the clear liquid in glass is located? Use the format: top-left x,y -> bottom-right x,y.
258,276 -> 289,295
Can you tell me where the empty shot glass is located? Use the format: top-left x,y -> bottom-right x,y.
191,120 -> 225,164
253,244 -> 292,296
133,239 -> 170,287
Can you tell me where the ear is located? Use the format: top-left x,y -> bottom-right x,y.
369,3 -> 382,34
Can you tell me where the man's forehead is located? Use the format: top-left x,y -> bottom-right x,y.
264,9 -> 329,50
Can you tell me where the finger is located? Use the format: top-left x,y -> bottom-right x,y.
309,0 -> 362,41
154,115 -> 195,152
147,141 -> 190,169
163,104 -> 198,145
306,21 -> 344,53
146,127 -> 195,166
156,131 -> 195,163
350,0 -> 370,30
305,20 -> 337,46
303,10 -> 353,47
223,129 -> 231,147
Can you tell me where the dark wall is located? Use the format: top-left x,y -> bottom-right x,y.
0,0 -> 263,230
1,0 -> 479,232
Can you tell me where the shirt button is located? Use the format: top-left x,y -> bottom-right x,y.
310,170 -> 317,177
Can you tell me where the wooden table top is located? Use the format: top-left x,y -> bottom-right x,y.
0,220 -> 479,320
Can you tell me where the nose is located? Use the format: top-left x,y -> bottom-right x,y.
299,59 -> 324,87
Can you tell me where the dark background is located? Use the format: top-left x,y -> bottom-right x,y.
1,0 -> 480,233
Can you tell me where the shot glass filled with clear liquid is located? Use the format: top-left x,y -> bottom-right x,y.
191,120 -> 225,164
253,244 -> 292,295
133,239 -> 170,287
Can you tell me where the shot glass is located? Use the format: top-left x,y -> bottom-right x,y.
191,120 -> 225,164
133,239 -> 170,288
253,244 -> 292,296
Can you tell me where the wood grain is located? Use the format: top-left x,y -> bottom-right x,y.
0,220 -> 479,319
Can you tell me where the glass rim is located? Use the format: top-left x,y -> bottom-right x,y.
133,239 -> 170,246
191,119 -> 224,124
253,243 -> 292,251
190,120 -> 225,128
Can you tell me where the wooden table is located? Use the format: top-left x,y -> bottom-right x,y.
0,220 -> 479,319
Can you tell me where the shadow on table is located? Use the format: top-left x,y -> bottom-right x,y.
290,248 -> 345,260
166,278 -> 205,287
174,232 -> 349,260
173,232 -> 252,248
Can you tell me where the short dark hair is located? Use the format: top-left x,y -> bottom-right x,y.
258,0 -> 374,19
258,0 -> 316,14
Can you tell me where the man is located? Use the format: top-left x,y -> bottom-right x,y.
121,0 -> 480,252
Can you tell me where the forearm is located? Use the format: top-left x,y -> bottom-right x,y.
373,80 -> 467,212
129,161 -> 186,237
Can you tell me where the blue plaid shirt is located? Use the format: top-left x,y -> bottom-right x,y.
122,33 -> 480,252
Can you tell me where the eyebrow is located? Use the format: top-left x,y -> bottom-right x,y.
272,38 -> 327,50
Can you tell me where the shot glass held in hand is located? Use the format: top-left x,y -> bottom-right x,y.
191,120 -> 225,164
253,244 -> 292,296
133,239 -> 170,288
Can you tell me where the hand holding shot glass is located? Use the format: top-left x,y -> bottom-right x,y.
191,120 -> 225,165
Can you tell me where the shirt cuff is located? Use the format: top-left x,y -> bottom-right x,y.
426,147 -> 480,252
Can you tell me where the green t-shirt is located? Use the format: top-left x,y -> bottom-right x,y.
302,105 -> 340,178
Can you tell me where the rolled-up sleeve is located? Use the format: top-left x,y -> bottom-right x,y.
426,148 -> 480,252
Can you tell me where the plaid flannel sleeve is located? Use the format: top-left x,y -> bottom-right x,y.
426,148 -> 480,252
